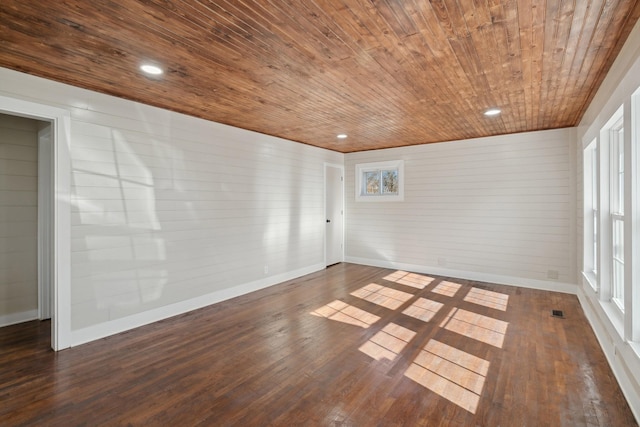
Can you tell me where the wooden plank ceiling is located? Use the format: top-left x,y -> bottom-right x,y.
1,1 -> 640,153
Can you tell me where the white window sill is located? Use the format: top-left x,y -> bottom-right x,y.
629,341 -> 640,360
355,195 -> 404,202
599,300 -> 625,340
582,270 -> 598,292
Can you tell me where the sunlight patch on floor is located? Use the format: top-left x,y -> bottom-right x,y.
405,339 -> 490,414
351,283 -> 414,310
359,323 -> 416,361
311,300 -> 380,328
431,281 -> 462,297
383,271 -> 434,289
439,308 -> 508,348
312,270 -> 511,415
464,287 -> 509,311
402,297 -> 444,322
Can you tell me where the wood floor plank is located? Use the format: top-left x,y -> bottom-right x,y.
0,263 -> 636,426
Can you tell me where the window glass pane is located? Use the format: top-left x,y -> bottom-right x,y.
612,123 -> 624,215
613,218 -> 624,261
618,127 -> 624,172
612,217 -> 624,310
613,260 -> 624,310
593,209 -> 598,274
365,170 -> 380,195
356,160 -> 404,202
618,131 -> 624,212
591,148 -> 597,209
381,169 -> 398,194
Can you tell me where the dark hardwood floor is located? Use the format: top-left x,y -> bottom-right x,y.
0,263 -> 636,426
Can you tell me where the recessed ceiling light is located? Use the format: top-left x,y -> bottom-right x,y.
484,108 -> 501,116
140,64 -> 163,75
337,134 -> 348,139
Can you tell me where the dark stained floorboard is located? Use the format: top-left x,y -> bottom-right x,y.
0,263 -> 636,426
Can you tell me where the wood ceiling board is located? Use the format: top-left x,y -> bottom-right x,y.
0,0 -> 639,153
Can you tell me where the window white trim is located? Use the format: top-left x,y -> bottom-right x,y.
597,106 -> 623,306
583,138 -> 598,290
611,117 -> 625,312
355,160 -> 404,202
628,86 -> 640,342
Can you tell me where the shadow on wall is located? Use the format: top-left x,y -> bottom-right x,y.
71,127 -> 168,323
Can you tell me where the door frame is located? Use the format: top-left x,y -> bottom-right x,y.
38,124 -> 53,320
0,95 -> 71,351
324,162 -> 345,267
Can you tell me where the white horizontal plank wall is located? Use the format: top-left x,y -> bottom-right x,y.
576,18 -> 640,421
0,114 -> 39,326
0,67 -> 342,343
345,128 -> 576,293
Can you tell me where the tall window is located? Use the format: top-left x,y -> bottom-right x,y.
611,119 -> 624,311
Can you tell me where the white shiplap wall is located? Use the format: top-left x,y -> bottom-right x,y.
345,128 -> 576,292
0,114 -> 39,325
0,67 -> 342,341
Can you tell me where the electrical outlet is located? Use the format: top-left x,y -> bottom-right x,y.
264,265 -> 269,275
437,257 -> 447,267
547,270 -> 559,280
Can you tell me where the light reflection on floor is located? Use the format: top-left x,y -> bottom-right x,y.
431,281 -> 462,297
311,300 -> 380,328
383,271 -> 435,289
311,270 -> 511,414
359,323 -> 416,361
351,283 -> 414,310
464,287 -> 509,311
405,339 -> 490,414
402,297 -> 443,322
439,308 -> 508,348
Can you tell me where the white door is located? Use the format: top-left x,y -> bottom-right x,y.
325,164 -> 343,266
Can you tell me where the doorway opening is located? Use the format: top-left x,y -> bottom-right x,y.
0,113 -> 53,341
0,95 -> 71,351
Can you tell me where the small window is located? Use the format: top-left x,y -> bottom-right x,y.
355,160 -> 404,202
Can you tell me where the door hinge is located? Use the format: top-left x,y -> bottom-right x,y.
341,176 -> 343,181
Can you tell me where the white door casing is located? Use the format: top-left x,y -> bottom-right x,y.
0,95 -> 71,350
38,124 -> 53,320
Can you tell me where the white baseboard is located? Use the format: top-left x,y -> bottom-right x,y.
0,309 -> 38,327
69,257 -> 576,347
345,256 -> 577,294
577,285 -> 640,424
71,263 -> 325,347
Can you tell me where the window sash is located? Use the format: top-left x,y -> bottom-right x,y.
361,168 -> 398,196
355,160 -> 404,202
612,214 -> 624,311
611,123 -> 624,215
593,208 -> 598,276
